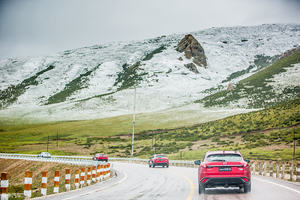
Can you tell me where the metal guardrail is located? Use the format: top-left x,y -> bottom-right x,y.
0,153 -> 195,167
0,153 -> 106,166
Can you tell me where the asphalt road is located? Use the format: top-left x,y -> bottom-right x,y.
41,162 -> 300,200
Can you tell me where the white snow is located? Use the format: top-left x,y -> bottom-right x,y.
267,63 -> 300,92
0,24 -> 300,122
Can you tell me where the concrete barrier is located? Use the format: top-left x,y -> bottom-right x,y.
41,171 -> 48,196
80,168 -> 85,187
1,172 -> 9,200
87,167 -> 91,185
96,165 -> 101,182
65,169 -> 71,191
75,169 -> 80,189
92,166 -> 96,183
0,156 -> 114,198
53,170 -> 60,193
24,171 -> 32,198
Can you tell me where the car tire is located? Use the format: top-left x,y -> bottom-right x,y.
244,183 -> 251,193
153,164 -> 155,168
166,165 -> 169,168
198,183 -> 205,194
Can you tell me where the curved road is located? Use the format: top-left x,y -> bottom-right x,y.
42,162 -> 300,200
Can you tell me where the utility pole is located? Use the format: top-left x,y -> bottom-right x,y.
293,128 -> 295,161
57,131 -> 59,148
47,135 -> 49,152
131,87 -> 136,157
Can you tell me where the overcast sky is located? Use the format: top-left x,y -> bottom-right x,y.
0,0 -> 299,59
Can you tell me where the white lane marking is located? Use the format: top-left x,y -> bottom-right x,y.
63,172 -> 128,200
254,177 -> 300,195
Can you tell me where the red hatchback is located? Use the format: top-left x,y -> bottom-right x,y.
149,154 -> 169,168
194,151 -> 251,194
93,153 -> 108,162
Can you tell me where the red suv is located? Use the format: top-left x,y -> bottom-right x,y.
194,151 -> 251,194
149,154 -> 169,168
93,153 -> 108,162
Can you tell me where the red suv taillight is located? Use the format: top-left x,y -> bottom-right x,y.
242,177 -> 249,182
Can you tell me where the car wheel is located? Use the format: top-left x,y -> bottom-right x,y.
244,183 -> 251,193
198,183 -> 205,194
153,164 -> 155,168
166,165 -> 169,168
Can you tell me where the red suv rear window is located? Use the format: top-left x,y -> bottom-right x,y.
207,154 -> 242,162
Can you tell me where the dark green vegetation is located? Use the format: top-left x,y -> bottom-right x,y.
198,49 -> 300,108
113,62 -> 144,91
0,98 -> 299,161
113,45 -> 166,91
46,63 -> 102,105
0,64 -> 55,108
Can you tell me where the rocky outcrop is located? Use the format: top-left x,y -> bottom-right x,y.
184,63 -> 199,74
176,34 -> 207,68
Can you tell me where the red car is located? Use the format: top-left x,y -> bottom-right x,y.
93,153 -> 108,162
149,154 -> 169,168
194,151 -> 251,194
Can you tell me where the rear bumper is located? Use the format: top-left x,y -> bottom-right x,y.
200,177 -> 250,188
154,162 -> 169,166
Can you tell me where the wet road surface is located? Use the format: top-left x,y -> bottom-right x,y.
41,162 -> 300,200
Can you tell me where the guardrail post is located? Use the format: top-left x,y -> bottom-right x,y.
96,165 -> 100,182
276,162 -> 280,178
281,163 -> 285,180
251,162 -> 255,175
289,163 -> 293,181
41,171 -> 47,196
259,161 -> 262,175
269,162 -> 273,177
53,170 -> 60,193
296,163 -> 300,182
92,166 -> 96,183
80,168 -> 85,187
75,169 -> 80,189
262,162 -> 266,176
65,169 -> 71,191
1,172 -> 9,200
24,171 -> 32,198
87,167 -> 91,185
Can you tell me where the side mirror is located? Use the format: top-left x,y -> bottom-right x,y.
194,160 -> 201,165
245,159 -> 250,163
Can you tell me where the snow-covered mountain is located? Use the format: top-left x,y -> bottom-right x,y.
0,24 -> 300,122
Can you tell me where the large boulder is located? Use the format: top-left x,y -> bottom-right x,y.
176,34 -> 207,68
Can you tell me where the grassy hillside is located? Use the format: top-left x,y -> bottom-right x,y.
0,98 -> 299,161
197,49 -> 300,108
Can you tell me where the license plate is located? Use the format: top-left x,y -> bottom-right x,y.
219,167 -> 232,172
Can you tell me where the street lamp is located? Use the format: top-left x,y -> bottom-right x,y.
131,87 -> 136,157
